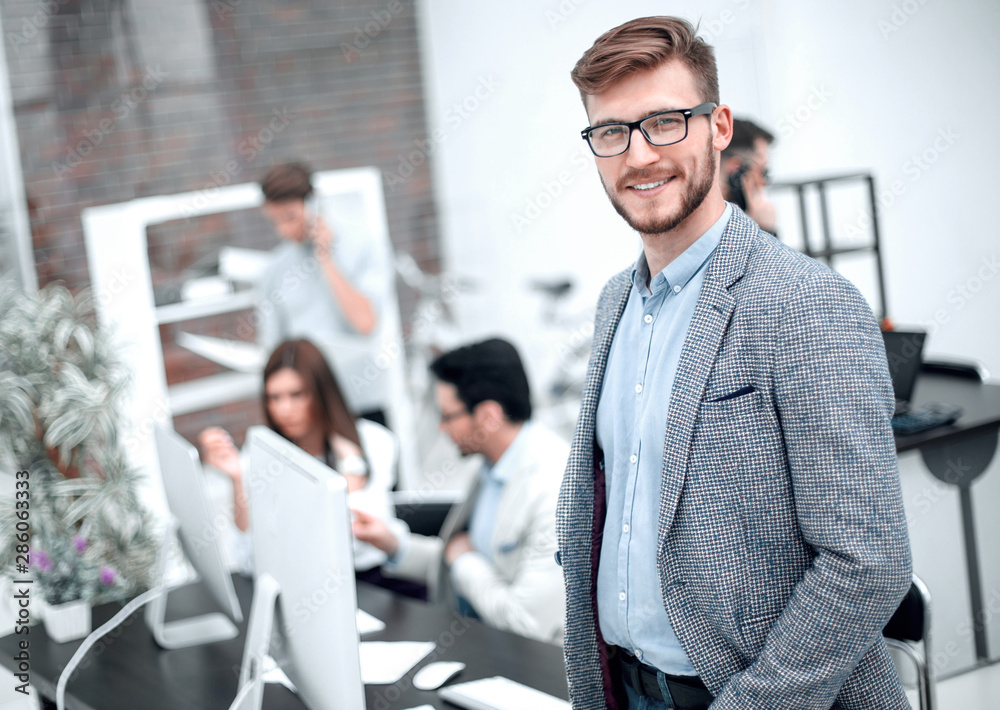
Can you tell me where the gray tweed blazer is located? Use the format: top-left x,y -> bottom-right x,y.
556,207 -> 913,709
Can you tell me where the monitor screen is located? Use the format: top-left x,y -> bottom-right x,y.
242,425 -> 365,709
149,424 -> 243,648
881,330 -> 926,404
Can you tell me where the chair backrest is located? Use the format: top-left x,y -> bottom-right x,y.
883,575 -> 931,644
393,501 -> 455,537
921,359 -> 986,382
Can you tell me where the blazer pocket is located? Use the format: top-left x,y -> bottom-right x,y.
709,385 -> 757,403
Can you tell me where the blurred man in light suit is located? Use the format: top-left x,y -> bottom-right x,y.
354,338 -> 568,644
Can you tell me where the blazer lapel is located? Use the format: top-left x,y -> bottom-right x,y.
580,275 -> 632,450
559,270 -> 630,572
440,473 -> 482,542
655,211 -> 756,546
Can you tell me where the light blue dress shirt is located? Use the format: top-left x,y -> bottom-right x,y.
467,423 -> 531,561
596,204 -> 732,675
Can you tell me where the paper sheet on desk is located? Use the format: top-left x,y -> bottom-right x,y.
357,608 -> 386,636
359,641 -> 436,684
261,641 -> 435,690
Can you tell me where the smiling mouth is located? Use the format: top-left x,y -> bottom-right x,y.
630,177 -> 673,191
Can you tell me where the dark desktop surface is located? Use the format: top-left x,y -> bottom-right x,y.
8,374 -> 998,708
893,373 -> 1000,453
892,372 -> 1000,664
1,575 -> 568,710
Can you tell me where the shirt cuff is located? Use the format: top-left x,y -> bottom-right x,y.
384,529 -> 411,570
448,550 -> 491,597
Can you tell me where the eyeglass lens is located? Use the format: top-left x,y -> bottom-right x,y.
589,112 -> 687,156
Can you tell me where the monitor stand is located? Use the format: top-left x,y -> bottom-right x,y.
144,517 -> 240,649
230,573 -> 282,710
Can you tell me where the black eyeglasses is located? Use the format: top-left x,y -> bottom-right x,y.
440,408 -> 470,424
581,102 -> 717,158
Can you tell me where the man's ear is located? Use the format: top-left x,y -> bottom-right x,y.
712,104 -> 734,152
475,400 -> 506,431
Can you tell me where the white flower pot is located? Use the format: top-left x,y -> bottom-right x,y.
43,599 -> 92,643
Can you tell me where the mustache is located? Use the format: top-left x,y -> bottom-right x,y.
615,169 -> 678,191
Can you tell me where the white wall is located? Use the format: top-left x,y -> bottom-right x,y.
418,0 -> 1000,382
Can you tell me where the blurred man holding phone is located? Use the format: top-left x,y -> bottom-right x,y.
256,162 -> 389,421
719,118 -> 776,234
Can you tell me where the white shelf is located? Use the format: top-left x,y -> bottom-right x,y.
84,166 -> 421,488
168,371 -> 260,416
155,290 -> 257,325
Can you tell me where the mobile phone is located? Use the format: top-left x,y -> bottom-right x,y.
727,162 -> 749,211
304,195 -> 319,240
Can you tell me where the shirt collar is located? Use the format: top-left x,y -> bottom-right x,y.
482,421 -> 532,483
631,203 -> 733,297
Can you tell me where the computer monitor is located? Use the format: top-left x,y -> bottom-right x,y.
147,424 -> 244,649
881,329 -> 927,414
231,426 -> 364,710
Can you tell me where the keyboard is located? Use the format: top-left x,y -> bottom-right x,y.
437,676 -> 570,710
892,402 -> 963,436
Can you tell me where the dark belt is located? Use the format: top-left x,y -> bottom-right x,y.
612,646 -> 713,709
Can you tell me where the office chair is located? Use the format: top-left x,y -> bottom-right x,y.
883,574 -> 934,710
921,358 -> 988,382
392,498 -> 455,537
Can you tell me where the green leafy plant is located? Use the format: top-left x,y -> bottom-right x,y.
0,280 -> 157,604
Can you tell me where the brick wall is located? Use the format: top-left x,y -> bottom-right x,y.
2,0 -> 439,446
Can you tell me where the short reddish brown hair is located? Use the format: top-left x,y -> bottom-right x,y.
571,16 -> 719,106
260,162 -> 313,203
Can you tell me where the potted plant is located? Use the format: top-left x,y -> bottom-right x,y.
0,280 -> 157,641
28,534 -> 126,641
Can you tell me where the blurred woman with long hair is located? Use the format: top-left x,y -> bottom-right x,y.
199,339 -> 421,596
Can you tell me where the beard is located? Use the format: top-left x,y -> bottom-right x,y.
601,134 -> 717,235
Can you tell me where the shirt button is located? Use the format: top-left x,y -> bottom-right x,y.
635,384 -> 643,394
629,454 -> 637,464
673,284 -> 682,293
622,523 -> 630,533
619,592 -> 626,601
635,649 -> 644,661
644,314 -> 653,324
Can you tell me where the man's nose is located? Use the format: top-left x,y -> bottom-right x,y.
625,129 -> 660,168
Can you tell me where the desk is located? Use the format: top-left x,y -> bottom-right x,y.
896,373 -> 1000,663
0,576 -> 568,709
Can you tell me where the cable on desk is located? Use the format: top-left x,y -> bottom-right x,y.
56,588 -> 163,710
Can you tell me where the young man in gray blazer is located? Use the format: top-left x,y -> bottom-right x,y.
557,16 -> 912,710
